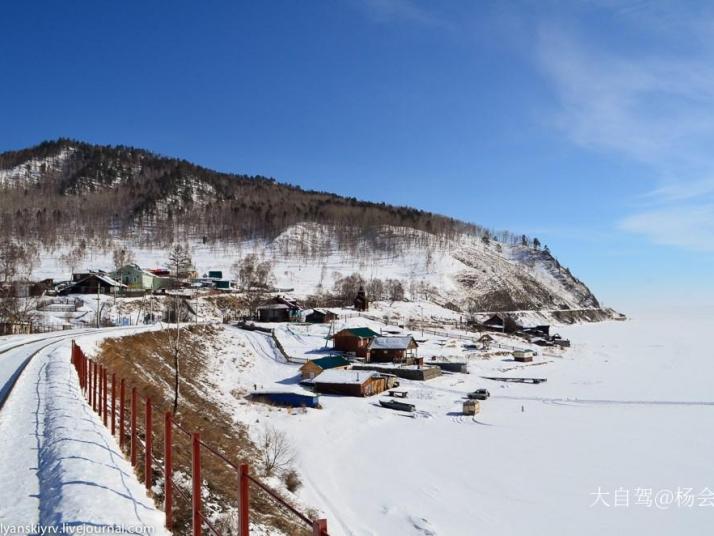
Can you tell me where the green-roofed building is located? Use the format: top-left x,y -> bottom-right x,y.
299,355 -> 351,380
332,327 -> 380,358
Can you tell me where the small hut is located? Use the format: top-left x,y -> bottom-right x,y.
312,369 -> 389,397
367,336 -> 418,363
305,308 -> 339,324
463,400 -> 480,416
299,356 -> 351,379
513,349 -> 536,362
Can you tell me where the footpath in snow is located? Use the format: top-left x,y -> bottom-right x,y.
0,335 -> 167,535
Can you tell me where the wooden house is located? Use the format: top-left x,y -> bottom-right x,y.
112,263 -> 173,291
305,308 -> 339,324
257,304 -> 291,322
59,274 -> 126,295
312,369 -> 389,397
274,295 -> 302,310
522,325 -> 551,338
332,327 -> 380,358
299,356 -> 351,379
367,336 -> 418,363
481,313 -> 521,334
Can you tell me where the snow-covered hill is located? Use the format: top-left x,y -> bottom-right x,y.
0,140 -> 610,318
31,222 -> 606,317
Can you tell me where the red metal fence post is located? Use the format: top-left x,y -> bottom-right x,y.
239,464 -> 250,536
102,368 -> 108,426
111,373 -> 116,435
119,379 -> 126,449
131,386 -> 137,466
89,361 -> 97,409
145,397 -> 153,491
164,412 -> 173,530
92,361 -> 97,410
193,433 -> 202,536
97,364 -> 102,413
312,519 -> 328,536
98,365 -> 102,413
79,349 -> 84,391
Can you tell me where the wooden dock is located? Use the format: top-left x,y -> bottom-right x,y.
481,376 -> 547,384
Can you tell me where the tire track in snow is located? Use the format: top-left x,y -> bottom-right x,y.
237,329 -> 287,364
493,395 -> 714,407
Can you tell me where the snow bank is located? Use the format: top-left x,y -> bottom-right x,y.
0,335 -> 168,534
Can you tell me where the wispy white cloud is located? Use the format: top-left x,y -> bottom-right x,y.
360,0 -> 442,24
619,204 -> 714,252
537,27 -> 714,169
644,177 -> 714,203
535,4 -> 714,251
356,0 -> 450,28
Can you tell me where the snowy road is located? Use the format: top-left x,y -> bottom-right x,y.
0,329 -> 168,534
236,328 -> 288,364
0,330 -> 97,409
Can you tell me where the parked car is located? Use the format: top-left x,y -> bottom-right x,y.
467,388 -> 490,400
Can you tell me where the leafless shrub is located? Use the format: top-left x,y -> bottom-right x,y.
257,425 -> 295,477
283,469 -> 302,493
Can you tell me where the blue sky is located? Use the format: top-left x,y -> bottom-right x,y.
2,1 -> 713,311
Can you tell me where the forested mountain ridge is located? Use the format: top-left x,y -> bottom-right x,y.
0,139 -> 608,315
0,139 -> 479,245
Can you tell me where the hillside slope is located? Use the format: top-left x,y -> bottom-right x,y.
1,140 -> 607,315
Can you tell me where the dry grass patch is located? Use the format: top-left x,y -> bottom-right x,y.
96,325 -> 310,535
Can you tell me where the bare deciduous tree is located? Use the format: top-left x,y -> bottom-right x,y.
167,243 -> 193,281
165,244 -> 193,415
59,246 -> 86,279
233,254 -> 274,289
333,272 -> 365,304
0,240 -> 38,282
384,278 -> 405,302
257,425 -> 296,477
112,247 -> 136,270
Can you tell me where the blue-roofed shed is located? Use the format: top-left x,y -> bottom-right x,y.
250,390 -> 320,408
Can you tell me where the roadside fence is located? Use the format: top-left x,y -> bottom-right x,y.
70,341 -> 330,536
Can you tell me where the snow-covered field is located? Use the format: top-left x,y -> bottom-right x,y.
207,312 -> 714,535
2,309 -> 711,535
